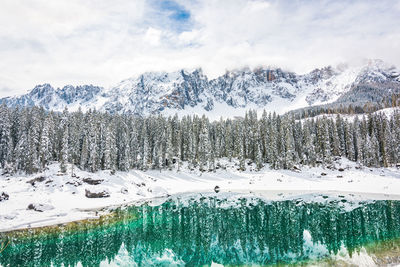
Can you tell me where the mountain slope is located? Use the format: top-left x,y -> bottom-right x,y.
1,60 -> 399,117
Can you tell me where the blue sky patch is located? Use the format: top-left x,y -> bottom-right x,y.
151,0 -> 192,32
160,0 -> 190,22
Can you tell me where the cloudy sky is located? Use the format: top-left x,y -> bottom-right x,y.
1,0 -> 400,97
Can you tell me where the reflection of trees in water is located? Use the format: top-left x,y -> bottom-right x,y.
1,199 -> 400,266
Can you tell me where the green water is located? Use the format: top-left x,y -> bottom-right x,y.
1,194 -> 400,266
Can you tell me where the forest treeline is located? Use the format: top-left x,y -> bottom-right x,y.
289,93 -> 400,119
0,104 -> 399,175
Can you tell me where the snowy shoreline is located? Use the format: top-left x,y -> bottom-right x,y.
1,158 -> 400,233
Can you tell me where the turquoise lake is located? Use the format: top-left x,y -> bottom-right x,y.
1,194 -> 400,266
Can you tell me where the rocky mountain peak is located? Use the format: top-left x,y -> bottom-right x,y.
1,60 -> 399,117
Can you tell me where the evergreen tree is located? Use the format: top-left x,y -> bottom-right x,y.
80,134 -> 88,170
198,117 -> 211,171
0,105 -> 13,170
39,115 -> 52,170
104,123 -> 117,173
370,133 -> 381,167
59,126 -> 69,173
1,104 -> 399,175
119,122 -> 131,171
303,122 -> 316,166
344,121 -> 355,161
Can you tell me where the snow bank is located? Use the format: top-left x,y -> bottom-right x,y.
1,158 -> 400,232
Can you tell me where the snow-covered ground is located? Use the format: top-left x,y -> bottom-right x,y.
300,107 -> 400,123
1,158 -> 400,232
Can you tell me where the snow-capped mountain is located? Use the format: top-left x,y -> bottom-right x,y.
1,60 -> 399,116
0,84 -> 103,112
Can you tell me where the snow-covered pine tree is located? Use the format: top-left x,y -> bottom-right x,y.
198,116 -> 211,172
119,121 -> 131,172
225,120 -> 234,162
0,104 -> 13,170
80,134 -> 88,170
353,117 -> 364,164
59,126 -> 69,173
329,118 -> 341,157
39,115 -> 52,170
302,120 -> 316,166
141,120 -> 151,170
392,111 -> 400,162
87,112 -> 99,172
26,107 -> 42,174
14,108 -> 30,173
2,104 -> 400,174
344,120 -> 355,161
380,114 -> 391,167
370,131 -> 381,167
335,115 -> 346,156
255,129 -> 263,170
104,121 -> 117,173
238,122 -> 246,171
69,108 -> 84,169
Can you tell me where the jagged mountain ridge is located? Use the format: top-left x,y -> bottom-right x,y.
1,60 -> 400,116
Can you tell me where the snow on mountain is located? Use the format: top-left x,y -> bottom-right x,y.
1,60 -> 399,117
0,84 -> 103,112
300,106 -> 400,125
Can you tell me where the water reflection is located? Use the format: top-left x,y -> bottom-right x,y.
1,195 -> 400,266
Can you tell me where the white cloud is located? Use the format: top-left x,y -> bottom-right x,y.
178,30 -> 199,44
0,0 -> 399,96
144,27 -> 162,46
245,0 -> 271,12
